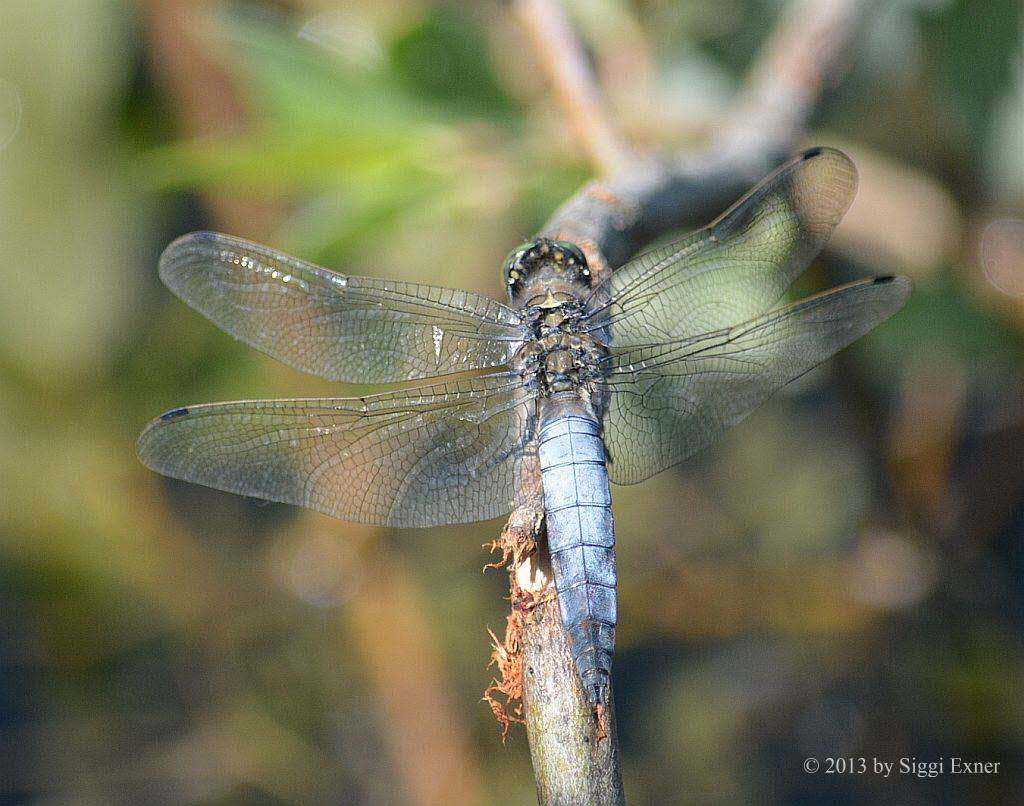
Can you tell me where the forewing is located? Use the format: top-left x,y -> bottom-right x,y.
598,276 -> 911,484
585,148 -> 858,345
137,374 -> 537,527
159,231 -> 523,383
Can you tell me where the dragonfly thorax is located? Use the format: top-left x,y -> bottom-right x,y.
511,327 -> 606,396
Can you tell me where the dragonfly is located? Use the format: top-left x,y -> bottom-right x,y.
137,147 -> 910,708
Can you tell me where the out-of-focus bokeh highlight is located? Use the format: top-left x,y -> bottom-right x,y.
3,1 -> 1024,803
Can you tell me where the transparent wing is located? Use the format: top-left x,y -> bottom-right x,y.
597,276 -> 911,484
584,147 -> 859,345
137,374 -> 537,527
159,231 -> 524,383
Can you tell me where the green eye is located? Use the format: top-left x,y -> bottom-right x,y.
547,240 -> 587,270
503,243 -> 534,268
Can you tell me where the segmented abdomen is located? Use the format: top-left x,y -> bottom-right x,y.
538,404 -> 616,707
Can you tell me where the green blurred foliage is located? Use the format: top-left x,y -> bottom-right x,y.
4,0 -> 1024,804
390,6 -> 519,121
920,0 -> 1023,158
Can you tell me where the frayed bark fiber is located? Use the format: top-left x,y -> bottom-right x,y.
482,506 -> 547,738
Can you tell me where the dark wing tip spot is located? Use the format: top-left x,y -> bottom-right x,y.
160,406 -> 190,421
802,146 -> 823,160
874,275 -> 896,284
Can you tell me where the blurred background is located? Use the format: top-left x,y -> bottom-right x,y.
2,0 -> 1024,803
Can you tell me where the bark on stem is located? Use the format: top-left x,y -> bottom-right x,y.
522,594 -> 624,804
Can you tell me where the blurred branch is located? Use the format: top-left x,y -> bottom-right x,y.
142,0 -> 285,238
716,0 -> 866,165
538,0 -> 869,274
345,536 -> 486,806
513,0 -> 633,176
496,0 -> 871,801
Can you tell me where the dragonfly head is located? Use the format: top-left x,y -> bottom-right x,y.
503,238 -> 591,304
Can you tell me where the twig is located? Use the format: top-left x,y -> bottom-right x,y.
539,0 -> 868,271
716,0 -> 867,162
513,0 -> 633,176
347,540 -> 486,806
142,0 -> 286,238
489,1 -> 872,802
522,595 -> 624,803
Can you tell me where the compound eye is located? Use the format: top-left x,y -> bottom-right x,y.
504,261 -> 528,300
557,241 -> 584,264
567,244 -> 587,265
557,241 -> 590,282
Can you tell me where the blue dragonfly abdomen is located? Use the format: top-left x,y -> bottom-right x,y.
538,398 -> 617,707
